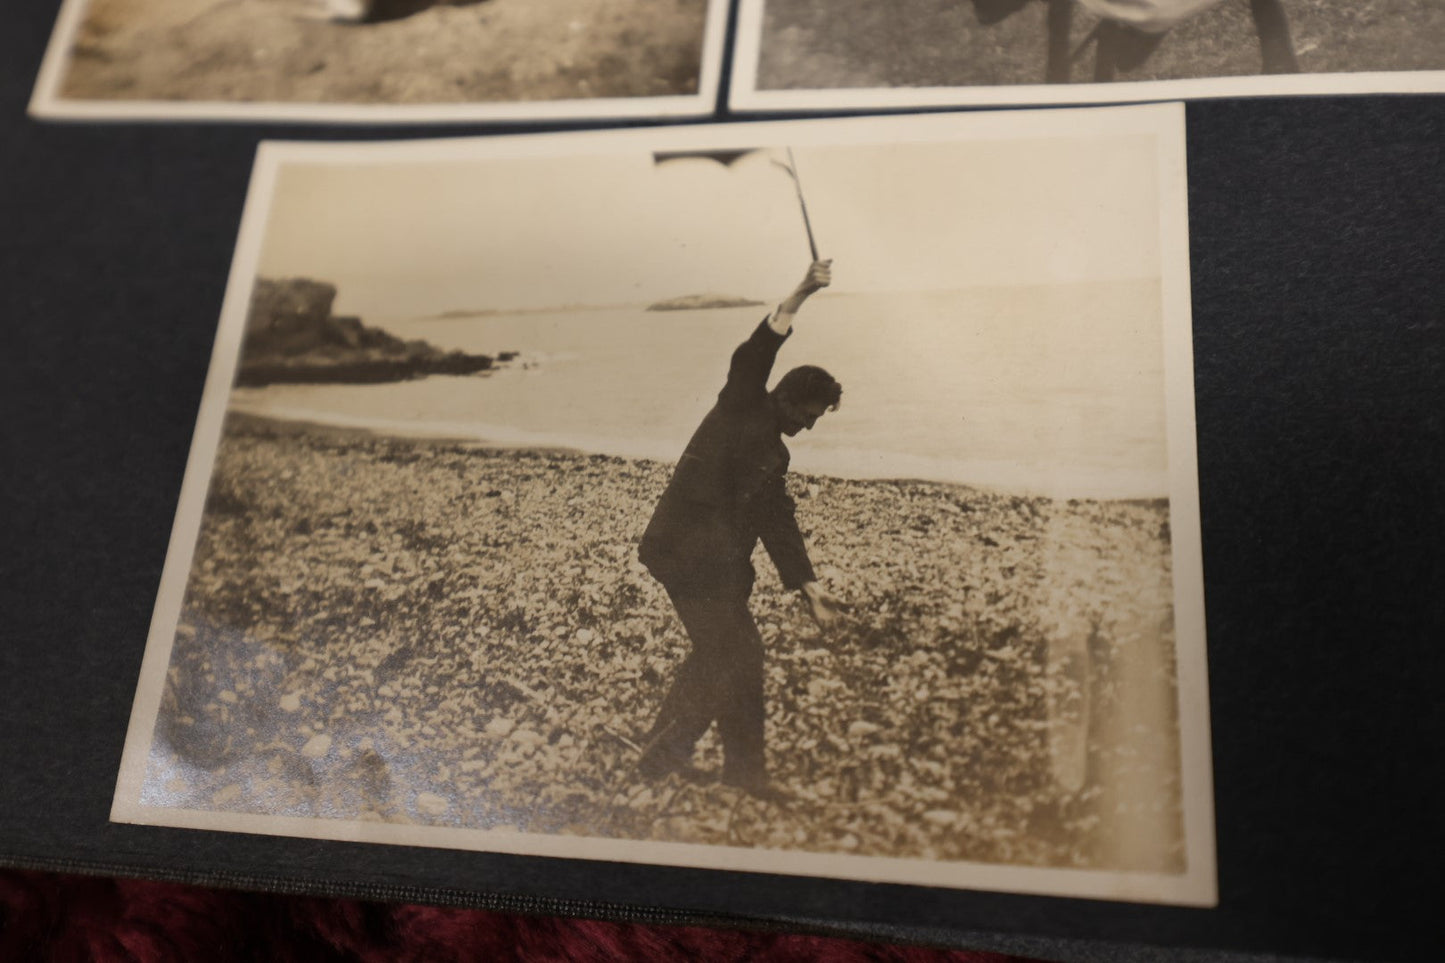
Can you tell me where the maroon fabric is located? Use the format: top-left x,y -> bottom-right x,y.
1,869 -> 1036,963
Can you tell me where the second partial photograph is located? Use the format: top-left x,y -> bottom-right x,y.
732,0 -> 1445,109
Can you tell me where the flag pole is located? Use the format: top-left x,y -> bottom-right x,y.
785,147 -> 820,262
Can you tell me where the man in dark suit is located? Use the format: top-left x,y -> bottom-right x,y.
637,260 -> 844,798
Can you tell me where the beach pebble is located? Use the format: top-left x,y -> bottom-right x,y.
416,792 -> 449,817
301,734 -> 333,758
484,717 -> 515,738
279,692 -> 302,712
509,729 -> 544,752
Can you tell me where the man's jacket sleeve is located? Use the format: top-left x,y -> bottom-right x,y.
756,479 -> 817,591
719,320 -> 789,406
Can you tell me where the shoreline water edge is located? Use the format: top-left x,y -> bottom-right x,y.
148,408 -> 1186,874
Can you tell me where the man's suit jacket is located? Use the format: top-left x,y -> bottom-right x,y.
639,320 -> 817,600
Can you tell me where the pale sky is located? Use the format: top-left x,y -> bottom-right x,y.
256,133 -> 1161,318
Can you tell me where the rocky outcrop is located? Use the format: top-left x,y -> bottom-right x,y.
646,293 -> 766,311
237,278 -> 499,387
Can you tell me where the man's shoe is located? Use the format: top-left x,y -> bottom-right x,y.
638,749 -> 715,785
672,764 -> 718,786
637,750 -> 680,780
722,772 -> 792,804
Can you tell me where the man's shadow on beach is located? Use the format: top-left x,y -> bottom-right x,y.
971,0 -> 1074,83
328,0 -> 488,25
971,0 -> 1032,25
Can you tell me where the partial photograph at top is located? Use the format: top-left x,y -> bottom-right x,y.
30,0 -> 728,122
731,0 -> 1445,110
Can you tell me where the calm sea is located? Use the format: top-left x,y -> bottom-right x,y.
230,282 -> 1172,499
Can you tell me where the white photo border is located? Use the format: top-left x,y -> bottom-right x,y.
111,105 -> 1217,908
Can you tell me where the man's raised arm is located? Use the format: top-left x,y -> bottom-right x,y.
767,259 -> 832,336
720,259 -> 833,404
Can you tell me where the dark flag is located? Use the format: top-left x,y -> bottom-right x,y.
652,148 -> 821,261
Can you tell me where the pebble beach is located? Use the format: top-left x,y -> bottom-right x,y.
150,410 -> 1187,873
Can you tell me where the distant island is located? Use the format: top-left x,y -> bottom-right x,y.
239,278 -> 512,388
646,294 -> 766,312
423,294 -> 769,318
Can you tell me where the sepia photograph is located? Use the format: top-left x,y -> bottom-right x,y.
730,0 -> 1445,110
114,106 -> 1214,905
30,0 -> 727,122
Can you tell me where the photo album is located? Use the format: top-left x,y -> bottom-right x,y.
9,0 -> 1441,957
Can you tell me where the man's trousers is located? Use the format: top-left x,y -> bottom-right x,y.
639,588 -> 767,784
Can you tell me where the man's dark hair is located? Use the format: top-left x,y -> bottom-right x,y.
773,365 -> 843,411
